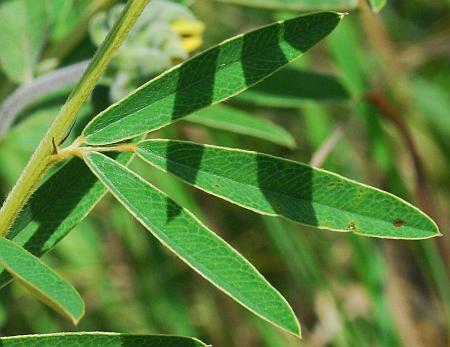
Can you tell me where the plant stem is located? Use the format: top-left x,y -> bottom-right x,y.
50,141 -> 137,163
0,0 -> 149,237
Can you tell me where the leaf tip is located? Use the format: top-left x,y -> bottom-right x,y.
419,212 -> 442,239
71,317 -> 81,326
281,315 -> 302,339
290,322 -> 302,339
293,326 -> 302,339
71,306 -> 86,326
66,291 -> 86,326
431,225 -> 442,238
64,303 -> 84,326
286,138 -> 297,149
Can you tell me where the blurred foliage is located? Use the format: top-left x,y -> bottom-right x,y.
88,0 -> 204,101
0,0 -> 448,346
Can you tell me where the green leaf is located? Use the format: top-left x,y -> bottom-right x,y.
47,0 -> 91,43
82,12 -> 343,145
410,77 -> 450,136
367,0 -> 387,13
0,100 -> 93,185
207,0 -> 357,11
186,105 -> 296,148
234,68 -> 349,107
135,140 -> 441,240
0,150 -> 135,289
0,107 -> 57,185
84,151 -> 301,336
0,0 -> 48,83
0,238 -> 84,324
0,332 -> 207,347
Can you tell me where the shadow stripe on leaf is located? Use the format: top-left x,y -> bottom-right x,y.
134,139 -> 440,240
83,151 -> 301,337
82,12 -> 343,145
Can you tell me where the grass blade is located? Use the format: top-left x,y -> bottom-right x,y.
186,105 -> 296,147
234,68 -> 349,107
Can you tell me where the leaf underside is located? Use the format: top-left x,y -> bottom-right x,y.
82,12 -> 342,145
135,140 -> 440,240
84,151 -> 300,337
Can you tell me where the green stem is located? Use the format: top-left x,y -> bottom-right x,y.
0,0 -> 149,236
49,141 -> 137,163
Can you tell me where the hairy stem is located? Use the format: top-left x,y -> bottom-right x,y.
50,141 -> 137,163
0,0 -> 149,236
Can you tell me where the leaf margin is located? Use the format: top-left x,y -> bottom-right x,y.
0,331 -> 208,347
0,237 -> 85,324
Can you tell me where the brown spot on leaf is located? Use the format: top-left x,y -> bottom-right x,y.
393,219 -> 404,227
348,222 -> 356,232
357,188 -> 365,198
